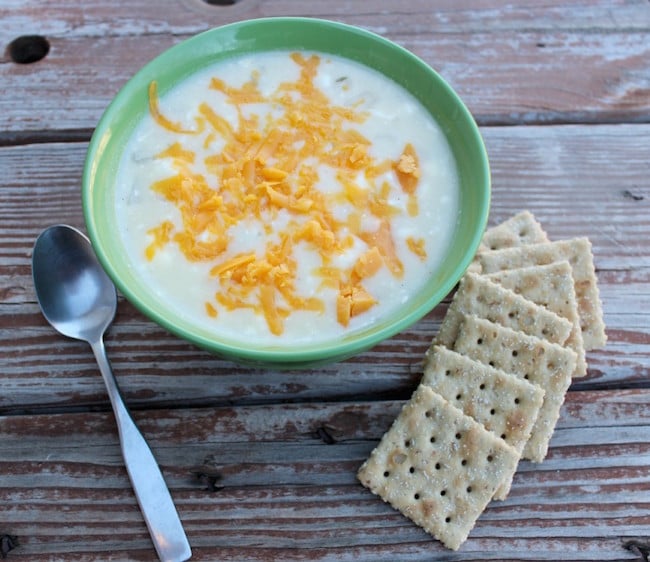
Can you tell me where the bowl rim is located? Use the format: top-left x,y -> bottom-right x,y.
83,16 -> 490,366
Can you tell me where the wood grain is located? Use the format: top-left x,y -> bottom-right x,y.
1,125 -> 648,413
1,391 -> 648,561
1,1 -> 649,137
2,1 -> 649,560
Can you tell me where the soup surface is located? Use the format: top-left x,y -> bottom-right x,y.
115,50 -> 459,345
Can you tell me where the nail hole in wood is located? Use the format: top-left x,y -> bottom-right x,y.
314,426 -> 336,444
0,535 -> 19,558
8,35 -> 50,64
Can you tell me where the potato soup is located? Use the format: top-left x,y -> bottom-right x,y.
114,51 -> 459,345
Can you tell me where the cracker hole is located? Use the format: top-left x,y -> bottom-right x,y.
547,362 -> 556,370
479,383 -> 486,390
445,369 -> 451,377
430,436 -> 436,443
466,486 -> 473,493
455,432 -> 462,440
405,440 -> 411,448
512,350 -> 518,357
514,397 -> 520,404
501,433 -> 506,440
455,393 -> 462,400
425,410 -> 431,418
542,328 -> 549,335
435,462 -> 441,470
490,408 -> 496,415
440,489 -> 447,496
383,471 -> 390,477
461,459 -> 467,466
445,516 -> 452,523
409,466 -> 415,474
414,493 -> 420,500
508,311 -> 516,318
488,361 -> 495,367
487,454 -> 494,462
524,374 -> 530,380
477,338 -> 483,345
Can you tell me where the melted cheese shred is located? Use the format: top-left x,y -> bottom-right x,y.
144,53 -> 425,335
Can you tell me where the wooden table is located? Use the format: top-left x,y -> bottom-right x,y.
1,2 -> 649,560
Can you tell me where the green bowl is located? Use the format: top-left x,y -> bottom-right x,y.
83,17 -> 490,369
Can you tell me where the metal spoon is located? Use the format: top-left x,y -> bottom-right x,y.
31,224 -> 192,562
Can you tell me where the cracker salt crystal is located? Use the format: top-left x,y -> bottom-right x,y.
422,346 -> 545,499
431,272 -> 572,353
486,261 -> 587,377
478,238 -> 606,350
468,211 -> 550,273
453,315 -> 577,462
357,385 -> 519,550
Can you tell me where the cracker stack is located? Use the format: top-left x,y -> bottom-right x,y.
358,211 -> 606,550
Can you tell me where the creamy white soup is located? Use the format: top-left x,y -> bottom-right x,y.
115,50 -> 459,345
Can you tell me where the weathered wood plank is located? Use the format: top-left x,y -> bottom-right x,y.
1,391 -> 648,560
2,124 -> 648,275
2,0 -> 650,39
1,1 -> 649,134
1,125 -> 648,412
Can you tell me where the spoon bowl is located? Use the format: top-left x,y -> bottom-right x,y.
32,224 -> 116,341
32,225 -> 192,562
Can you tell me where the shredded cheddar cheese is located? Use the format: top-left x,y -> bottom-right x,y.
406,236 -> 428,260
144,53 -> 424,335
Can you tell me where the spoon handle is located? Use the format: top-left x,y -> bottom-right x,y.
90,338 -> 192,562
